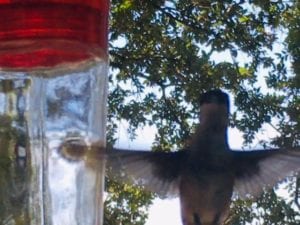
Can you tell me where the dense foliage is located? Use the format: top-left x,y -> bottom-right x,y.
105,0 -> 300,224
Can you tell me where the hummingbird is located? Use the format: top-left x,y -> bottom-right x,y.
106,89 -> 300,225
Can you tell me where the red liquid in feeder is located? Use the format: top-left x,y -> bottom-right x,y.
0,0 -> 109,69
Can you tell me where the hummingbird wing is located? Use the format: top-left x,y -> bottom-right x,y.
231,147 -> 300,198
106,148 -> 187,198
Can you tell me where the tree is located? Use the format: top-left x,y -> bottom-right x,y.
105,0 -> 300,224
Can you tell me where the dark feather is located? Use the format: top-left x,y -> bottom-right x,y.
106,148 -> 187,198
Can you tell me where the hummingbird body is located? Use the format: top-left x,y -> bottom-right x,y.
179,163 -> 234,225
107,90 -> 300,225
179,101 -> 235,225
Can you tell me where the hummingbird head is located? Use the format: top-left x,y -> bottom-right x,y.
199,89 -> 230,130
199,89 -> 230,110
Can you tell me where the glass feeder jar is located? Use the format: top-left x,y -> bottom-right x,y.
0,1 -> 109,225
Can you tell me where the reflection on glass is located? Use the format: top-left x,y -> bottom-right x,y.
0,78 -> 31,225
0,61 -> 107,225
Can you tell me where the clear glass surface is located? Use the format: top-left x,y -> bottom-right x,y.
0,59 -> 108,225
